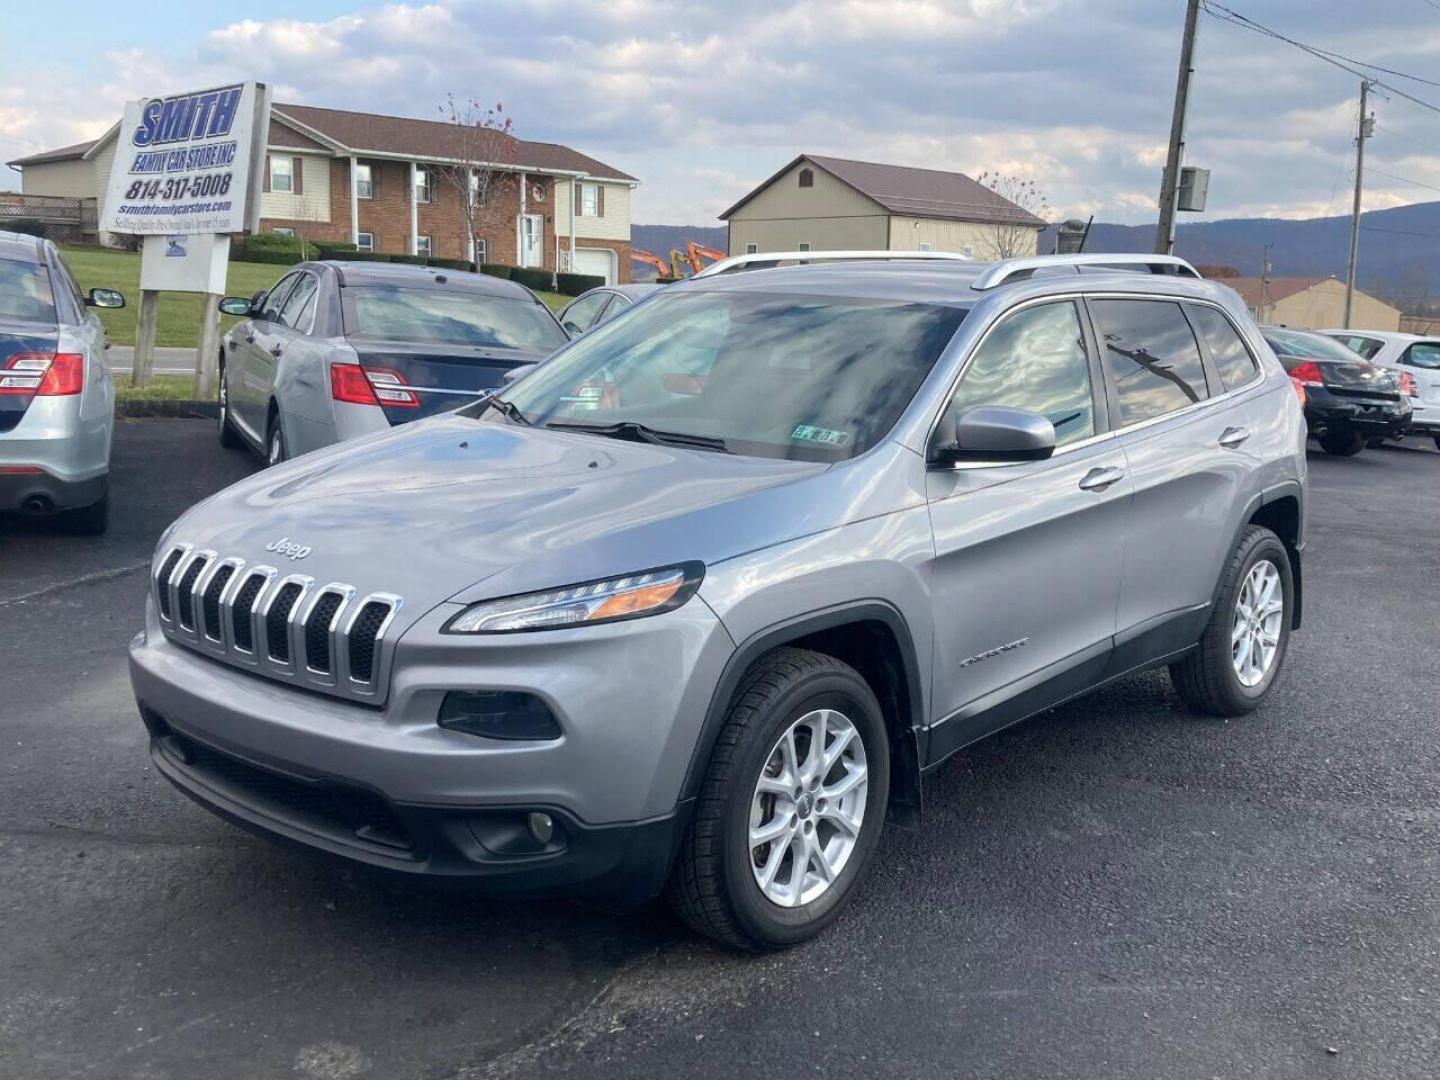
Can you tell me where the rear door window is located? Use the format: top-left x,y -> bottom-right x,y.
1090,298 -> 1210,426
1187,305 -> 1259,390
1331,334 -> 1383,359
278,273 -> 319,333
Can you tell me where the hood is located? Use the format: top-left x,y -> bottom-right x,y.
164,415 -> 838,617
0,318 -> 57,433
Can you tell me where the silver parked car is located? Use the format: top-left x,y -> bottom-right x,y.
557,282 -> 662,337
216,261 -> 568,464
131,252 -> 1307,949
0,230 -> 124,534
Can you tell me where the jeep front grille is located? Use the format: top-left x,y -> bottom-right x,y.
150,545 -> 402,703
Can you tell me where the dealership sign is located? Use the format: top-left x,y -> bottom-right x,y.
100,82 -> 270,236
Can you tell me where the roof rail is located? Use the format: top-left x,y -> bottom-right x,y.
692,249 -> 974,279
971,253 -> 1201,291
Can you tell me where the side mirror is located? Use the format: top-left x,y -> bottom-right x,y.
562,320 -> 584,338
501,363 -> 538,386
85,287 -> 126,309
218,295 -> 255,317
932,405 -> 1057,465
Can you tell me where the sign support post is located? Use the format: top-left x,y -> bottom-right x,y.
131,290 -> 160,388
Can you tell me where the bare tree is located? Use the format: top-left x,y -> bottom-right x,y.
974,172 -> 1051,260
433,95 -> 515,265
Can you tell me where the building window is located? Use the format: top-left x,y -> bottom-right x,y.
579,182 -> 600,216
474,238 -> 487,264
797,242 -> 811,252
269,155 -> 293,194
415,167 -> 431,204
745,243 -> 758,254
271,227 -> 295,237
416,235 -> 433,257
918,242 -> 933,252
355,163 -> 373,200
356,232 -> 374,252
798,168 -> 814,188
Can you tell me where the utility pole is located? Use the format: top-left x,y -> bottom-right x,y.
1344,80 -> 1374,329
1156,0 -> 1202,255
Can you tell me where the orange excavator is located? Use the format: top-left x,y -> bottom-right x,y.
681,242 -> 726,275
630,249 -> 672,278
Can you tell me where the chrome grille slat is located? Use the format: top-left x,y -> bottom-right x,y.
149,544 -> 400,704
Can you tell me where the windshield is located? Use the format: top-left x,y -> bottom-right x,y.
498,290 -> 968,460
1265,328 -> 1371,364
342,286 -> 567,350
0,258 -> 57,324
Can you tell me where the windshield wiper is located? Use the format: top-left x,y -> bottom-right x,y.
544,419 -> 730,453
483,396 -> 531,426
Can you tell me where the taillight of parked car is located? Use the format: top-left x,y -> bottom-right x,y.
329,363 -> 420,408
1398,370 -> 1419,398
1288,360 -> 1324,388
0,353 -> 84,397
1289,375 -> 1307,407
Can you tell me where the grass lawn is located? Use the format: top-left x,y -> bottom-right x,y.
114,375 -> 197,402
60,245 -> 571,349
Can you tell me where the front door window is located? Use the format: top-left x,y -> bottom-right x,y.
521,214 -> 543,268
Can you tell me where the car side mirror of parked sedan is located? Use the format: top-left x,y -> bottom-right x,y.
562,319 -> 585,339
218,295 -> 256,317
85,287 -> 126,309
931,405 -> 1057,466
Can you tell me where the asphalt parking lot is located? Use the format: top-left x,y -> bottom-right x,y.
3,420 -> 1439,1079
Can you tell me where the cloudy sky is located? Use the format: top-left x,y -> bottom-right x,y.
5,0 -> 1440,227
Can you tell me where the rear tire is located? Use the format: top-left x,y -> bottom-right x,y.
667,648 -> 890,951
266,410 -> 287,467
217,359 -> 242,449
1319,429 -> 1365,456
59,492 -> 108,536
1169,525 -> 1293,717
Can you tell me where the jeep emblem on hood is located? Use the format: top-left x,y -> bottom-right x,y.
265,537 -> 312,561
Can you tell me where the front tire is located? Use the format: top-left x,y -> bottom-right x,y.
266,411 -> 287,466
1319,429 -> 1365,456
668,648 -> 890,950
1169,525 -> 1293,717
217,359 -> 242,449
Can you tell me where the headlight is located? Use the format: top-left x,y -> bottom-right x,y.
444,563 -> 705,633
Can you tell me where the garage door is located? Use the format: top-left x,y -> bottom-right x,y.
573,248 -> 616,285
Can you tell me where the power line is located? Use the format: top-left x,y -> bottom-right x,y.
1362,224 -> 1440,240
1365,166 -> 1440,195
1200,2 -> 1440,116
1373,124 -> 1440,157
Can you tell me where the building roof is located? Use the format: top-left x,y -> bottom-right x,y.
10,105 -> 637,184
8,140 -> 99,167
272,104 -> 637,182
719,153 -> 1049,227
1221,276 -> 1332,309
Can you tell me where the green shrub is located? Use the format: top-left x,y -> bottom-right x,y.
480,263 -> 515,279
388,253 -> 429,266
509,267 -> 554,292
6,218 -> 47,238
320,250 -> 391,263
235,233 -> 309,264
428,257 -> 475,272
314,241 -> 358,259
556,272 -> 606,297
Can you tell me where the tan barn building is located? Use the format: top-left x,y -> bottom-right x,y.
719,155 -> 1046,259
1220,276 -> 1400,331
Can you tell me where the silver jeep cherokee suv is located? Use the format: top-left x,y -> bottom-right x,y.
130,252 -> 1307,950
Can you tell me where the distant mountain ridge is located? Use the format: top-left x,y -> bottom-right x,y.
635,203 -> 1440,303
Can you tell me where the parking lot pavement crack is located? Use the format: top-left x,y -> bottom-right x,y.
454,947 -> 664,1080
0,559 -> 149,606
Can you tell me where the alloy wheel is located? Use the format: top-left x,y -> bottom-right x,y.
268,429 -> 283,465
1232,558 -> 1284,687
748,708 -> 869,907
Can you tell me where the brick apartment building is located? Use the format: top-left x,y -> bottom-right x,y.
8,103 -> 639,284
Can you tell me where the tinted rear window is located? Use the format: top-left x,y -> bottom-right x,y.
1188,306 -> 1259,390
342,286 -> 566,350
1401,342 -> 1440,370
0,257 -> 57,324
1091,299 -> 1210,425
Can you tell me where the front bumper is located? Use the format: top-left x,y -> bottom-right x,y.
128,595 -> 734,897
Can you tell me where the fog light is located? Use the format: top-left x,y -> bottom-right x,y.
527,811 -> 554,846
438,690 -> 563,741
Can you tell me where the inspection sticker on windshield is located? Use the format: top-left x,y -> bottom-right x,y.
791,424 -> 850,447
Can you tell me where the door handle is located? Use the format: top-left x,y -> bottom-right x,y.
1078,466 -> 1125,492
1218,426 -> 1251,449
270,344 -> 283,358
